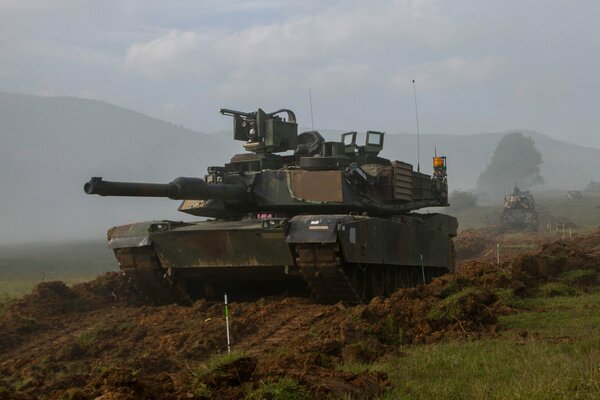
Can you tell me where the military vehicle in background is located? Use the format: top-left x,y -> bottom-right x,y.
84,107 -> 457,304
500,186 -> 539,232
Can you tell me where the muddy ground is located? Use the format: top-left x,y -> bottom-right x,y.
2,228 -> 600,399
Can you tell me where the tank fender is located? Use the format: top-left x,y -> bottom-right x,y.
107,221 -> 173,249
286,215 -> 354,243
419,213 -> 458,237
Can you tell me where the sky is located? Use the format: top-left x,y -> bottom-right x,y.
1,0 -> 599,147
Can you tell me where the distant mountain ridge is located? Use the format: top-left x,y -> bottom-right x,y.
1,92 -> 599,243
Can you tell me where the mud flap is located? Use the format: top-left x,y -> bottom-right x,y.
107,221 -> 166,249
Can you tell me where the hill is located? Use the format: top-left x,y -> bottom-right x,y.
381,131 -> 600,192
0,93 -> 232,243
1,92 -> 599,243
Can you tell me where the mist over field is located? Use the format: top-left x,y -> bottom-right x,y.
1,1 -> 599,245
1,93 -> 600,244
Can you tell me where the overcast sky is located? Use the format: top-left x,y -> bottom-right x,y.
1,0 -> 599,147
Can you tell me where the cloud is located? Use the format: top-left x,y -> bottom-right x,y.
123,30 -> 207,78
121,0 -> 461,79
389,55 -> 506,92
214,68 -> 290,101
307,64 -> 371,95
514,72 -> 569,107
213,0 -> 460,67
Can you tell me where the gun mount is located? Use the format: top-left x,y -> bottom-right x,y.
220,108 -> 298,154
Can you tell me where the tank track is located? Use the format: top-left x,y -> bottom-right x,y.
113,246 -> 188,305
295,243 -> 362,304
295,243 -> 450,304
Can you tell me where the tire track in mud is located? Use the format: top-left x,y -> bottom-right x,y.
0,307 -> 140,370
236,303 -> 329,355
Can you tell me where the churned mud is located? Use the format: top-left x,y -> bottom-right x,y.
2,228 -> 600,399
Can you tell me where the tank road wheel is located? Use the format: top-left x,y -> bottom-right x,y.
385,266 -> 399,296
369,267 -> 386,298
296,243 -> 363,304
449,240 -> 456,273
397,268 -> 411,288
115,247 -> 190,305
349,265 -> 367,302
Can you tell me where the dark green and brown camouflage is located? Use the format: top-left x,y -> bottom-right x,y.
500,185 -> 539,232
85,108 -> 457,303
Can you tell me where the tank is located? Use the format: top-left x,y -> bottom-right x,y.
500,185 -> 539,232
85,108 -> 458,303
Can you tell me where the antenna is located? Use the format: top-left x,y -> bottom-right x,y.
308,88 -> 315,130
412,79 -> 420,172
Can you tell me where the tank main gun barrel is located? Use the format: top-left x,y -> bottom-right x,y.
84,177 -> 247,201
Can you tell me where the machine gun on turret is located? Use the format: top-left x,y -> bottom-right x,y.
219,108 -> 298,153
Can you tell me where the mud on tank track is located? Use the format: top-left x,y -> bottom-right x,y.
114,242 -> 450,307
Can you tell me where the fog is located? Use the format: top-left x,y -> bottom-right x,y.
2,93 -> 600,244
1,1 -> 600,145
1,1 -> 600,244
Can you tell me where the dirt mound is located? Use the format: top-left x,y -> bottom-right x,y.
511,239 -> 600,288
3,229 -> 600,398
455,228 -> 495,260
0,272 -> 167,354
7,271 -> 164,318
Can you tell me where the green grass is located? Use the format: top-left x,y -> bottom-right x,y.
191,350 -> 249,378
0,276 -> 97,301
0,240 -> 117,300
450,193 -> 600,231
447,205 -> 500,230
538,281 -> 577,297
246,377 -> 311,400
339,290 -> 600,399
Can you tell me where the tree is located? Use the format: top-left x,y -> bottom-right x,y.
477,132 -> 543,196
449,190 -> 478,211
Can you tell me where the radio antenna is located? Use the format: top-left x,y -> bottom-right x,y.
308,88 -> 315,130
412,79 -> 421,172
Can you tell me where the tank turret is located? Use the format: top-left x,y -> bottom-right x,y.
85,108 -> 449,219
85,107 -> 457,304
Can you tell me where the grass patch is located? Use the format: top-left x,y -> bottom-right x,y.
0,240 -> 118,299
538,282 -> 577,297
493,288 -> 525,308
450,193 -> 600,231
427,287 -> 490,323
0,276 -> 98,300
191,350 -> 249,378
246,377 -> 311,400
378,290 -> 600,399
381,337 -> 600,399
558,269 -> 598,287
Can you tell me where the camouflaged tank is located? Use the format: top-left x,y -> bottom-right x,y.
85,108 -> 457,303
500,186 -> 539,232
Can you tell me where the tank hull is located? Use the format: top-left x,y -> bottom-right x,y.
108,213 -> 457,303
500,209 -> 539,232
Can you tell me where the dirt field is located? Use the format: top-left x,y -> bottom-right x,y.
2,228 -> 600,399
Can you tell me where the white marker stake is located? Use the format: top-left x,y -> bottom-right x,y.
420,254 -> 425,284
224,293 -> 231,355
496,243 -> 500,266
